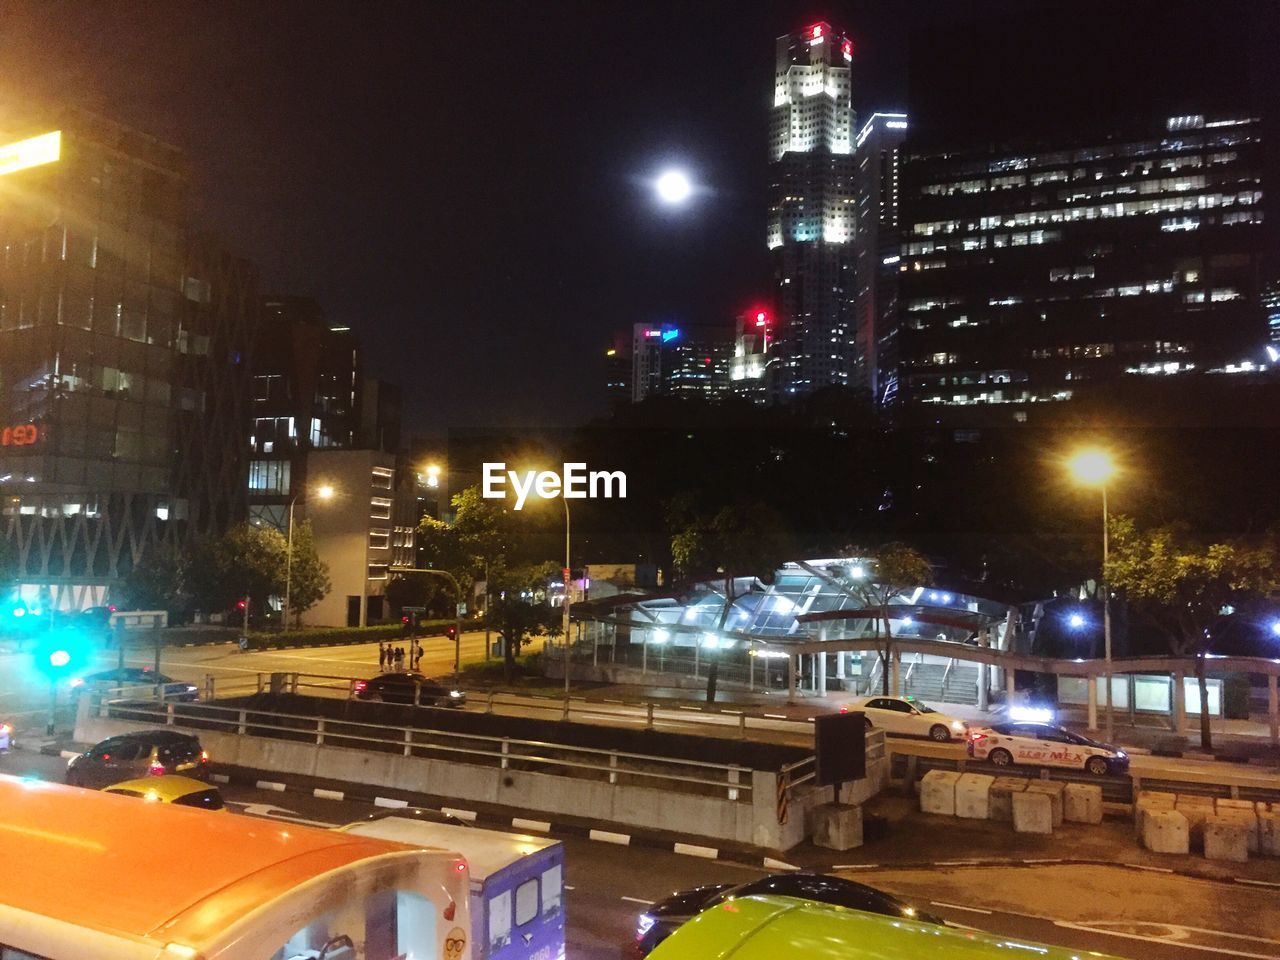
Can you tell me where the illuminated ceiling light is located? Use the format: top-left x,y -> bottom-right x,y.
655,169 -> 693,205
0,130 -> 61,177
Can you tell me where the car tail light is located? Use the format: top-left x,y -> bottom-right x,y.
353,680 -> 367,692
839,706 -> 848,713
148,763 -> 166,776
200,750 -> 209,764
968,732 -> 987,743
453,859 -> 467,874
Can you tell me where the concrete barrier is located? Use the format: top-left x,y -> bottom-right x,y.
1024,780 -> 1066,828
920,770 -> 960,817
1135,790 -> 1177,836
1175,795 -> 1215,847
1141,808 -> 1190,854
1012,790 -> 1053,834
1204,815 -> 1249,863
1062,783 -> 1103,824
1213,806 -> 1259,854
989,777 -> 1028,822
1259,809 -> 1280,856
955,773 -> 994,820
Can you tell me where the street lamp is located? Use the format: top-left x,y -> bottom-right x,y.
283,483 -> 335,631
654,168 -> 693,205
1067,447 -> 1119,740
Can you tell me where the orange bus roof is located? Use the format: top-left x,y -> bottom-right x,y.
0,775 -> 444,946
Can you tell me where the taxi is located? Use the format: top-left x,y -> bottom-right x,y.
103,774 -> 227,810
966,720 -> 1128,775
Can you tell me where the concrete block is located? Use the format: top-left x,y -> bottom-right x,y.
1259,810 -> 1280,857
1025,780 -> 1066,827
1214,807 -> 1259,854
1135,791 -> 1177,836
920,770 -> 960,817
1175,795 -> 1215,846
810,803 -> 863,851
1141,808 -> 1190,854
1012,790 -> 1053,834
955,773 -> 995,820
1216,798 -> 1256,813
1204,815 -> 1249,863
989,777 -> 1028,822
1063,783 -> 1103,824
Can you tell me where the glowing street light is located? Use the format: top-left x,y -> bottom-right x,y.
1066,446 -> 1118,739
654,169 -> 693,205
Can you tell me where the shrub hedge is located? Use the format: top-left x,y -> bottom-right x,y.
246,619 -> 455,650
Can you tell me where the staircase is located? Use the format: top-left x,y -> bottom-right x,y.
901,660 -> 983,706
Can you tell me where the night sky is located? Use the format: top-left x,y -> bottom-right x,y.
2,1 -> 1275,434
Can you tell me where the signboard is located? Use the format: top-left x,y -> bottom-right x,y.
0,131 -> 61,177
814,711 -> 866,787
1,424 -> 39,447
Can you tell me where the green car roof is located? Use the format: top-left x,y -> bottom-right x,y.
648,894 -> 1118,960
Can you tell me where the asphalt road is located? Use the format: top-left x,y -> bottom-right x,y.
3,748 -> 1274,960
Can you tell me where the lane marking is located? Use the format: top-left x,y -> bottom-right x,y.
1235,878 -> 1280,889
512,818 -> 552,832
673,842 -> 718,859
620,896 -> 650,905
930,901 -> 993,915
374,797 -> 408,809
1054,921 -> 1280,959
590,829 -> 631,845
1130,864 -> 1174,873
314,788 -> 345,801
1022,858 -> 1063,864
935,859 -> 983,866
210,773 -> 230,784
833,863 -> 880,870
255,780 -> 286,791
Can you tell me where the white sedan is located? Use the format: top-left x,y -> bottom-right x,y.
967,721 -> 1129,775
840,695 -> 969,742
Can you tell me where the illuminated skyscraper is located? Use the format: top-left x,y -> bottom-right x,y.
766,21 -> 857,399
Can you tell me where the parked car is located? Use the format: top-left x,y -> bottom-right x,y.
634,872 -> 942,956
839,695 -> 968,741
967,720 -> 1129,775
66,730 -> 208,789
103,774 -> 226,810
70,667 -> 199,701
0,720 -> 13,753
352,673 -> 466,707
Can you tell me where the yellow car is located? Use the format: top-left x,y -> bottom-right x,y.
103,774 -> 226,811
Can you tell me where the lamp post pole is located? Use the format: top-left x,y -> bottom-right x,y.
1102,483 -> 1113,742
283,496 -> 298,631
562,497 -> 572,697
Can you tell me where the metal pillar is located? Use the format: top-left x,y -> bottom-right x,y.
787,654 -> 797,704
748,651 -> 754,691
641,634 -> 647,675
1268,674 -> 1278,746
835,649 -> 846,681
816,651 -> 828,698
890,647 -> 901,696
1172,671 -> 1187,735
1086,675 -> 1098,731
1006,665 -> 1016,703
977,629 -> 989,712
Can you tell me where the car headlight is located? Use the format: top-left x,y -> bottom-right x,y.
950,721 -> 966,731
449,690 -> 463,698
185,685 -> 198,692
1116,750 -> 1127,758
636,914 -> 656,939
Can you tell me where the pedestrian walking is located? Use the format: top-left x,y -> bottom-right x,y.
396,646 -> 405,670
378,643 -> 387,670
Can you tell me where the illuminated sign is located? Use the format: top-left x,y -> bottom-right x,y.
810,24 -> 823,39
1,424 -> 39,447
661,327 -> 680,342
0,131 -> 61,177
842,40 -> 853,59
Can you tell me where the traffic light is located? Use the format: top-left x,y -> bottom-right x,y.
445,625 -> 458,642
235,598 -> 247,612
31,629 -> 89,681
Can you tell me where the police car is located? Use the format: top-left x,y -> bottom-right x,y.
966,720 -> 1128,776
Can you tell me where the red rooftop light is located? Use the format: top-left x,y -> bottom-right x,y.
811,24 -> 823,39
843,39 -> 853,56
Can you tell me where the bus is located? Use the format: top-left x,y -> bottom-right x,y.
647,894 -> 1120,960
0,774 -> 472,960
339,815 -> 564,960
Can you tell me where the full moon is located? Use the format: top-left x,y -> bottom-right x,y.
655,169 -> 693,204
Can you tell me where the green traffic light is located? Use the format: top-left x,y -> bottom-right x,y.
49,650 -> 70,668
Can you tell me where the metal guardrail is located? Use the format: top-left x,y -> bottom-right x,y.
95,696 -> 755,801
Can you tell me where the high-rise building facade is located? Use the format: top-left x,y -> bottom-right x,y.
729,309 -> 772,404
628,322 -> 733,402
853,113 -> 909,404
766,21 -> 857,399
897,113 -> 1270,411
0,112 -> 257,609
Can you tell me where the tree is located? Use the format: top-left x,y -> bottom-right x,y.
669,498 -> 795,703
188,523 -> 288,620
286,521 -> 330,627
1106,517 -> 1278,750
487,560 -> 561,681
385,572 -> 448,618
118,544 -> 190,621
846,544 -> 934,695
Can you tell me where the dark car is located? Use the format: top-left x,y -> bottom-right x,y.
352,673 -> 466,707
70,667 -> 199,702
634,873 -> 943,956
66,730 -> 208,789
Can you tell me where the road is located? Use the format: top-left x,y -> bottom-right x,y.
3,748 -> 1275,960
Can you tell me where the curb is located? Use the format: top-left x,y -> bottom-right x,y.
212,767 -> 797,871
820,855 -> 1280,892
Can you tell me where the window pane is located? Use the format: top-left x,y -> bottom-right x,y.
541,864 -> 562,917
488,890 -> 512,949
515,878 -> 539,926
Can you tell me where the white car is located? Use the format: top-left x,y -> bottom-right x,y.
840,695 -> 969,742
967,720 -> 1129,776
0,720 -> 13,752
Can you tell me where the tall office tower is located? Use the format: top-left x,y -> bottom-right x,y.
0,112 -> 257,609
898,112 -> 1269,412
730,309 -> 772,404
853,113 -> 909,405
629,322 -> 733,402
766,21 -> 857,400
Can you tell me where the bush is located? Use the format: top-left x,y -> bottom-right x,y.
247,620 -> 455,650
